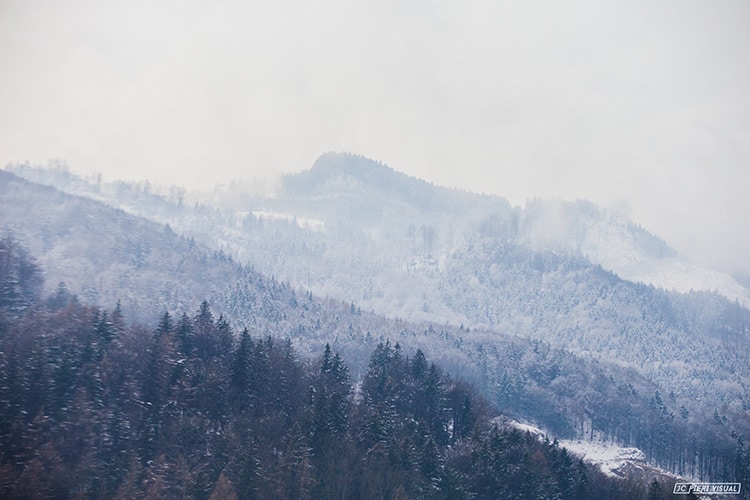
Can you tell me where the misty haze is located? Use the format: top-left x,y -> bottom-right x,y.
1,1 -> 749,498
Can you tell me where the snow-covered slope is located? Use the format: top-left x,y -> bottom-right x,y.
560,439 -> 647,479
579,212 -> 750,308
505,419 -> 676,482
520,198 -> 750,307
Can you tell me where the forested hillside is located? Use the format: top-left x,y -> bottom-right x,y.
2,163 -> 750,486
0,237 -> 695,499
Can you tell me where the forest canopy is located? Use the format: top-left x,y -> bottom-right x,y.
0,236 -> 707,499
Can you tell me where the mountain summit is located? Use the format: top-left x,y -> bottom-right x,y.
282,152 -> 489,214
286,152 -> 422,194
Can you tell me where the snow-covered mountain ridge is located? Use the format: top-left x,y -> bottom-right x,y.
10,155 -> 747,307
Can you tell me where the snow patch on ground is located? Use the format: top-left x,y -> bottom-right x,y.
506,420 -> 547,440
502,420 -> 657,480
559,439 -> 646,478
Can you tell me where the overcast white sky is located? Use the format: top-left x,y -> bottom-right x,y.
1,0 -> 748,272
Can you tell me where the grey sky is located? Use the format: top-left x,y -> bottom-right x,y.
1,0 -> 749,272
